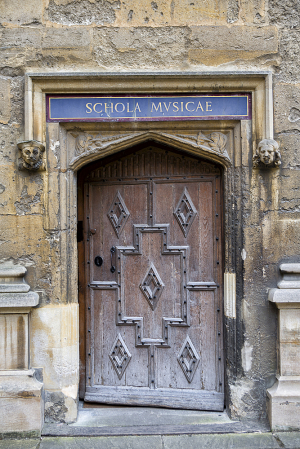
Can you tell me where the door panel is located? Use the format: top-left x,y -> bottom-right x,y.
84,145 -> 223,410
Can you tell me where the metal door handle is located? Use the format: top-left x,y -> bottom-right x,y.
110,246 -> 116,273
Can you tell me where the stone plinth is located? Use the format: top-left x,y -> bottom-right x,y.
0,370 -> 44,436
267,263 -> 300,431
0,263 -> 43,436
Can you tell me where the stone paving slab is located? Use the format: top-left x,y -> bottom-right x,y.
0,441 -> 39,449
275,432 -> 300,449
1,432 -> 300,448
39,436 -> 163,449
162,433 -> 282,449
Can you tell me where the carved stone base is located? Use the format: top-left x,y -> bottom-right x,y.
0,369 -> 44,436
267,376 -> 300,431
267,263 -> 300,431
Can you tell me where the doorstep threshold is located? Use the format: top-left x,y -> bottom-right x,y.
42,403 -> 270,437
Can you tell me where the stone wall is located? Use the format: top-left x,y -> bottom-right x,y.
1,0 -> 300,425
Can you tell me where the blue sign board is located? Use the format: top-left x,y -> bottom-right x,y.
47,94 -> 251,122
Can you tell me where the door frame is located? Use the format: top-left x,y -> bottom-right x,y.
78,142 -> 224,408
25,71 -> 273,418
73,117 -> 243,412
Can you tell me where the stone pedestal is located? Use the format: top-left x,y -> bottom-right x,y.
267,263 -> 300,431
0,263 -> 44,436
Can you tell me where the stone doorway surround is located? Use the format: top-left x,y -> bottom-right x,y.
9,72 -> 276,434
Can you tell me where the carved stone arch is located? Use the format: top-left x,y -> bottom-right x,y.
69,130 -> 231,172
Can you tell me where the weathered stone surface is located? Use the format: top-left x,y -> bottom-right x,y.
0,164 -> 43,215
269,0 -> 300,29
14,183 -> 43,216
0,440 -> 39,449
0,371 -> 43,434
0,215 -> 49,297
93,27 -> 189,69
267,264 -> 300,430
0,0 -> 43,25
0,314 -> 28,370
45,0 -> 121,25
190,26 -> 278,52
42,28 -> 91,49
274,83 -> 300,133
275,432 -> 300,448
1,28 -> 42,49
31,304 -> 79,423
39,436 -> 163,448
0,78 -> 11,125
31,304 -> 79,386
279,342 -> 300,375
240,0 -> 267,24
0,125 -> 22,164
162,433 -> 281,448
188,26 -> 278,65
0,291 -> 39,307
279,309 -> 300,342
276,135 -> 300,172
278,30 -> 300,82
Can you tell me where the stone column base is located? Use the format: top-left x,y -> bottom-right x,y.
267,376 -> 300,431
0,369 -> 44,436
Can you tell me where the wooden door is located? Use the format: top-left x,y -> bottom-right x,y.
83,144 -> 224,410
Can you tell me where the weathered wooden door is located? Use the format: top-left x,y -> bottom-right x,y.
84,144 -> 224,410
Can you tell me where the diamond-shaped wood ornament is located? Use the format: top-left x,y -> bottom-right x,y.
139,262 -> 165,311
174,187 -> 197,237
177,335 -> 200,383
109,333 -> 132,380
107,191 -> 130,238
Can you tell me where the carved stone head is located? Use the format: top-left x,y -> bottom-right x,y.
253,139 -> 281,168
17,141 -> 45,171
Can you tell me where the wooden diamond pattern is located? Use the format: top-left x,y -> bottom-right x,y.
174,187 -> 197,237
139,262 -> 165,311
107,191 -> 130,238
177,336 -> 200,383
109,333 -> 132,380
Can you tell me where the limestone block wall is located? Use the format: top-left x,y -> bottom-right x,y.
0,0 -> 300,424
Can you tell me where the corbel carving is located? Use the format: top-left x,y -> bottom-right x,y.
17,140 -> 46,171
253,139 -> 281,168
